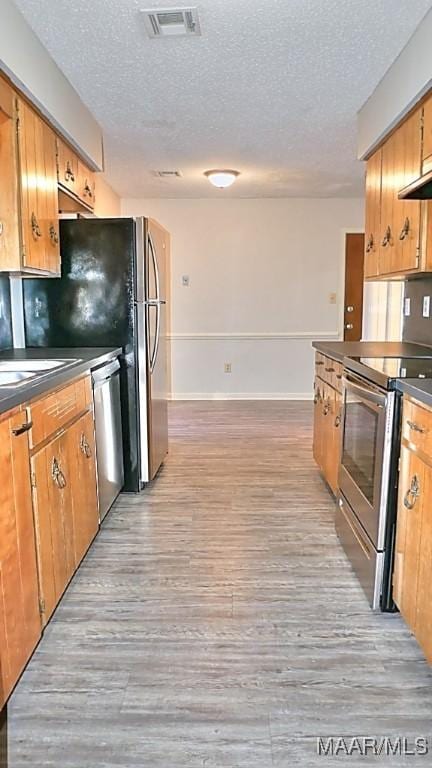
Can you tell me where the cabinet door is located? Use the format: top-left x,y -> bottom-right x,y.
16,98 -> 60,275
364,149 -> 381,278
422,97 -> 432,175
414,461 -> 432,663
67,411 -> 99,566
57,137 -> 79,197
313,378 -> 323,469
379,131 -> 397,276
393,108 -> 422,274
0,79 -> 20,271
31,430 -> 75,624
77,160 -> 95,209
328,389 -> 343,495
43,121 -> 60,274
17,98 -> 45,271
0,408 -> 41,708
393,445 -> 425,628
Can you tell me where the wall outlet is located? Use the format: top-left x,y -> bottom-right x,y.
224,363 -> 232,374
404,297 -> 411,317
423,296 -> 431,318
329,292 -> 337,305
182,275 -> 190,287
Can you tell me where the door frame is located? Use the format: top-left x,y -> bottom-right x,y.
339,229 -> 365,339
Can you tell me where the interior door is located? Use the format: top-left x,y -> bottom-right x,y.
146,219 -> 169,479
344,233 -> 364,341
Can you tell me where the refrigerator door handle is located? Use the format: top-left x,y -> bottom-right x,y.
148,233 -> 161,302
146,299 -> 166,306
149,301 -> 161,373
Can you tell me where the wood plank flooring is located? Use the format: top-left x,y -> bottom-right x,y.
3,401 -> 432,766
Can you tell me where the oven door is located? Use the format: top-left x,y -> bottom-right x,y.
339,373 -> 394,551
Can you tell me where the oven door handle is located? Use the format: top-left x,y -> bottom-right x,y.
342,376 -> 387,408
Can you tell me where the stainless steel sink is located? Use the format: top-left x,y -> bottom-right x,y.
0,371 -> 36,387
0,359 -> 80,372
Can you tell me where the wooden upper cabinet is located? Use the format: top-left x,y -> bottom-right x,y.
57,138 -> 96,212
364,149 -> 381,278
0,79 -> 21,271
422,95 -> 432,175
16,97 -> 60,276
0,407 -> 41,708
365,106 -> 422,280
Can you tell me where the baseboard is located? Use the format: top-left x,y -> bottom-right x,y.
169,392 -> 314,401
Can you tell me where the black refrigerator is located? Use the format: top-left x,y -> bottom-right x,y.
24,217 -> 169,492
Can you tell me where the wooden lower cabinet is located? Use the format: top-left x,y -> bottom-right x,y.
313,359 -> 343,495
31,408 -> 98,625
394,397 -> 432,663
0,408 -> 41,709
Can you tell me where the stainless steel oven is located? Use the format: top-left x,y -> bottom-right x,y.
337,372 -> 397,610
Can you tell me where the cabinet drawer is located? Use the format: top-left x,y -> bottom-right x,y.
315,352 -> 326,376
29,376 -> 92,448
402,398 -> 432,456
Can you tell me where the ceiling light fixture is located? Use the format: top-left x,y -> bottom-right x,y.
204,170 -> 240,189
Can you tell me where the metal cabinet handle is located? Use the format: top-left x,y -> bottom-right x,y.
80,433 -> 92,458
49,224 -> 59,245
325,367 -> 335,373
31,212 -> 42,240
323,402 -> 330,416
65,161 -> 75,183
365,234 -> 374,253
51,457 -> 67,489
399,217 -> 410,241
407,419 -> 426,434
381,225 -> 392,247
334,415 -> 341,428
83,180 -> 93,198
316,361 -> 324,366
404,474 -> 420,510
12,420 -> 33,436
345,323 -> 354,330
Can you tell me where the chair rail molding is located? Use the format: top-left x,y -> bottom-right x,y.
168,331 -> 340,341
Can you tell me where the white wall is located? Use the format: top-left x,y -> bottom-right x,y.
122,198 -> 364,399
0,0 -> 103,169
358,8 -> 432,158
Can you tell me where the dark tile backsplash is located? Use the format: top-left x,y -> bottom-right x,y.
403,276 -> 432,346
0,276 -> 12,351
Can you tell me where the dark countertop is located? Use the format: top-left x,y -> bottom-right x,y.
0,347 -> 122,414
312,340 -> 432,363
396,379 -> 432,408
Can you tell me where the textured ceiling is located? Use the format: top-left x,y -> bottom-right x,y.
12,0 -> 432,198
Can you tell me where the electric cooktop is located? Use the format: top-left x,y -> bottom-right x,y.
344,356 -> 432,389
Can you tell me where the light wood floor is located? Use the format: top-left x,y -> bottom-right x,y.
4,401 -> 432,766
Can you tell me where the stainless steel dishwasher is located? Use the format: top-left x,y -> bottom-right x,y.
92,358 -> 124,520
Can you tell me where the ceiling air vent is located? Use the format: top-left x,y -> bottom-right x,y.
142,7 -> 201,37
154,170 -> 182,178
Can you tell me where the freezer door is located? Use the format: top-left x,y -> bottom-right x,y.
138,219 -> 169,482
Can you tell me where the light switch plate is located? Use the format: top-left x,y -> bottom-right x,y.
423,296 -> 431,318
404,297 -> 411,317
182,275 -> 190,287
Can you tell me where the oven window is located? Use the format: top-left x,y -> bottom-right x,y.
341,392 -> 378,504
